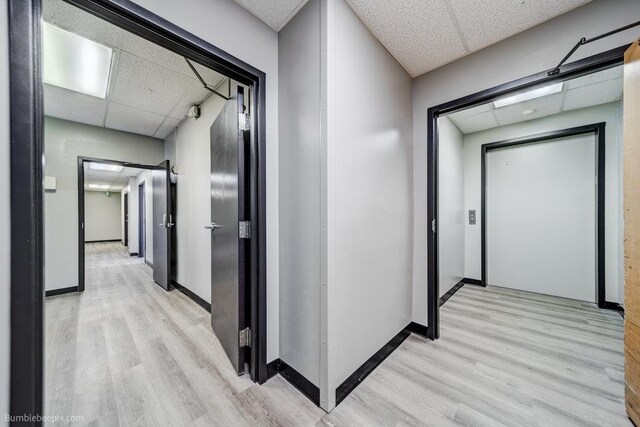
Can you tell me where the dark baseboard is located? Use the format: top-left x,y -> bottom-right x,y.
171,280 -> 211,313
129,252 -> 139,257
85,239 -> 121,243
335,325 -> 411,406
408,321 -> 429,339
461,277 -> 482,286
276,360 -> 320,406
145,259 -> 153,269
439,281 -> 465,307
45,286 -> 79,297
267,358 -> 282,380
604,301 -> 624,318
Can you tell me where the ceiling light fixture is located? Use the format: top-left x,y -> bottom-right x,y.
88,184 -> 110,190
89,163 -> 123,172
43,22 -> 113,98
493,83 -> 563,109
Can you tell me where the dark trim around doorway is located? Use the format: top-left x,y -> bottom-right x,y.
480,123 -> 606,306
9,0 -> 270,416
78,156 -> 159,293
426,44 -> 628,340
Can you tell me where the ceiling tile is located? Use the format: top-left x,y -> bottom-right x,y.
567,66 -> 623,89
563,78 -> 623,111
105,103 -> 165,137
43,0 -> 122,47
447,103 -> 493,121
449,0 -> 590,52
345,0 -> 467,77
154,117 -> 182,139
109,51 -> 195,116
232,0 -> 309,30
168,80 -> 213,120
451,110 -> 498,134
494,93 -> 563,126
44,84 -> 107,127
119,31 -> 194,77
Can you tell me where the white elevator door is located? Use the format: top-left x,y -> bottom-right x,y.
486,134 -> 596,302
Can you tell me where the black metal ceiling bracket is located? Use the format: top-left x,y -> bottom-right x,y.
548,20 -> 640,76
184,57 -> 231,100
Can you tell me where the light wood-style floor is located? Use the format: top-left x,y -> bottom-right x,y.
46,243 -> 629,425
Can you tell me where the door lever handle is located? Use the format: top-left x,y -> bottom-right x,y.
205,222 -> 223,230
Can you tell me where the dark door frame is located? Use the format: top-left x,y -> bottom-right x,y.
78,156 -> 160,292
9,0 -> 269,416
426,44 -> 629,340
124,192 -> 129,247
480,123 -> 606,306
138,181 -> 146,260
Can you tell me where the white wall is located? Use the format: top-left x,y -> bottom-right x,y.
463,102 -> 624,302
164,92 -> 226,303
0,1 -> 10,420
123,171 -> 154,264
130,0 -> 280,363
438,116 -> 465,297
322,0 -> 413,411
84,190 -> 122,242
412,0 -> 640,325
44,117 -> 164,290
278,0 -> 322,387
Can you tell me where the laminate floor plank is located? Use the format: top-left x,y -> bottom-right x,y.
46,243 -> 629,425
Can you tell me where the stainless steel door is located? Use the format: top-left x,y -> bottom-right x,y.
152,160 -> 173,290
209,86 -> 249,374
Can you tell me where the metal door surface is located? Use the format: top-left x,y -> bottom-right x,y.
208,86 -> 249,374
152,160 -> 172,290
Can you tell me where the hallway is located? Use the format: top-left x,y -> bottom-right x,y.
45,242 -> 324,425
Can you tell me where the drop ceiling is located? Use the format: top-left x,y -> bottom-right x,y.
43,0 -> 228,139
445,66 -> 623,134
236,0 -> 590,78
84,163 -> 147,192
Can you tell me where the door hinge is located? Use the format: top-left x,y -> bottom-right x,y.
239,221 -> 251,239
239,327 -> 251,347
239,112 -> 250,131
432,218 -> 437,233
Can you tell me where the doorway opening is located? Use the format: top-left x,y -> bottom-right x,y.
427,46 -> 629,339
8,0 -> 269,417
138,182 -> 146,261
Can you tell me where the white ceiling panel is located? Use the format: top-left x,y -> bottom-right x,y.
43,0 -> 122,47
168,80 -> 213,120
44,84 -> 107,127
105,103 -> 165,137
451,110 -> 498,134
345,0 -> 467,77
154,117 -> 182,139
563,78 -> 623,111
450,0 -> 589,52
232,0 -> 310,31
119,31 -> 194,77
494,93 -> 563,126
109,52 -> 195,116
448,103 -> 493,121
567,66 -> 623,89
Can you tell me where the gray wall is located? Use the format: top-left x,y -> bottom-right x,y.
438,116 -> 465,297
462,102 -> 624,302
44,117 -> 164,290
278,0 -> 322,387
132,0 -> 281,362
411,0 -> 640,325
322,0 -> 413,411
0,1 -> 10,420
84,190 -> 122,242
165,91 -> 226,303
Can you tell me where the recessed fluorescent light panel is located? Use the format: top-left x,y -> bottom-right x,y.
493,83 -> 563,109
43,22 -> 113,98
88,184 -> 110,190
89,163 -> 123,172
